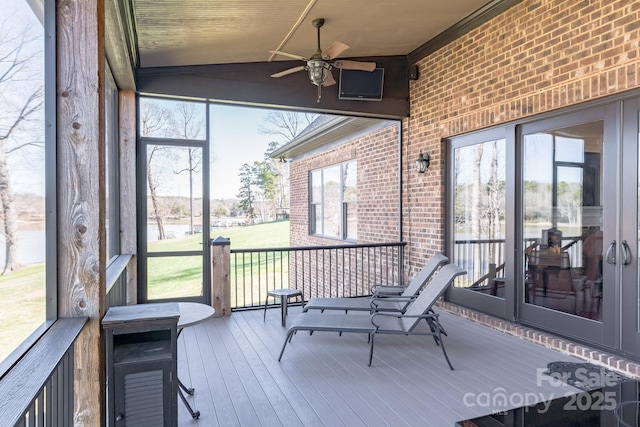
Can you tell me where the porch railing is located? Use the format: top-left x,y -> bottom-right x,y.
0,317 -> 87,427
231,242 -> 406,310
106,254 -> 132,308
454,238 -> 508,287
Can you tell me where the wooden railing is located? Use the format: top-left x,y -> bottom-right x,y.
0,317 -> 87,427
106,254 -> 133,308
230,242 -> 407,310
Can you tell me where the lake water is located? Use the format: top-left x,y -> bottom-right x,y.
0,230 -> 46,270
0,224 -> 195,269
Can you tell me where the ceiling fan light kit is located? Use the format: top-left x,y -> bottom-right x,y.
270,18 -> 377,102
307,60 -> 330,85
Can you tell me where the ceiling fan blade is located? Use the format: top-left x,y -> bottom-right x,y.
333,60 -> 376,72
333,60 -> 377,72
322,71 -> 336,87
322,41 -> 349,60
269,50 -> 308,61
271,66 -> 305,78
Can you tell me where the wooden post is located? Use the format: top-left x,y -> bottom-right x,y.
211,237 -> 231,317
57,0 -> 106,424
119,90 -> 137,304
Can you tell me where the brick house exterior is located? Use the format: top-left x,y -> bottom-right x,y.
287,1 -> 640,277
288,120 -> 401,247
279,0 -> 640,373
283,118 -> 404,297
404,0 -> 639,273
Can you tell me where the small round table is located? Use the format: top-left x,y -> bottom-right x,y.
177,302 -> 215,419
263,289 -> 303,327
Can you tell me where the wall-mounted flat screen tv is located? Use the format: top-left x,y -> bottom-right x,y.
338,68 -> 384,101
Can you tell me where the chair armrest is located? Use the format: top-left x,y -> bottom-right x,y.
371,295 -> 415,302
370,295 -> 415,310
370,284 -> 404,295
370,311 -> 439,328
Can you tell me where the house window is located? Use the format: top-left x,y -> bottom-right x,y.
309,160 -> 357,240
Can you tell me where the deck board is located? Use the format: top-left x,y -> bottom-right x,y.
178,307 -> 583,427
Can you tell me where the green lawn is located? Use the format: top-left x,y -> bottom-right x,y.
0,220 -> 291,362
0,264 -> 46,362
147,220 -> 290,300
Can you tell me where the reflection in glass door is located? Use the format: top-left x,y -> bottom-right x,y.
447,127 -> 509,317
522,120 -> 603,320
453,138 -> 506,296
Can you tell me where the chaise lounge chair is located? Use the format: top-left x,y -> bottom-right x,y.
278,263 -> 466,368
302,253 -> 449,314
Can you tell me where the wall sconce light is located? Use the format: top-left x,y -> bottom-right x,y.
416,151 -> 430,173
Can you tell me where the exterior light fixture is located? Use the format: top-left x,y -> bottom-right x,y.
416,151 -> 430,173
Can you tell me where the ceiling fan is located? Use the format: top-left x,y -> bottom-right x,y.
270,18 -> 377,102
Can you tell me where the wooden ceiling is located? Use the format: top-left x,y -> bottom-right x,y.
107,0 -> 517,116
132,0 -> 495,68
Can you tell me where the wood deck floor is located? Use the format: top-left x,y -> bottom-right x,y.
177,307 -> 583,427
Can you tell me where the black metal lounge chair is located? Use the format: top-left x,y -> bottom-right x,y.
301,253 -> 449,314
278,263 -> 466,368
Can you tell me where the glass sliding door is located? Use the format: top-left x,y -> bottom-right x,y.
138,97 -> 210,303
621,98 -> 640,356
447,98 -> 640,359
447,127 -> 511,317
519,105 -> 617,347
522,121 -> 603,319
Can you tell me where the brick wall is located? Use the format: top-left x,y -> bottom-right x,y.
404,0 -> 640,272
288,122 -> 404,295
289,122 -> 401,247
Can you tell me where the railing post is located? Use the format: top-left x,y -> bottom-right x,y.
211,236 -> 231,317
488,263 -> 497,280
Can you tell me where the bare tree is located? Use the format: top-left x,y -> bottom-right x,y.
470,144 -> 483,280
140,102 -> 174,240
0,15 -> 44,274
256,111 -> 320,215
173,104 -> 203,234
259,111 -> 320,141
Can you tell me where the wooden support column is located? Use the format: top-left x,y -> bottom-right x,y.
211,237 -> 231,317
57,0 -> 106,425
119,89 -> 137,304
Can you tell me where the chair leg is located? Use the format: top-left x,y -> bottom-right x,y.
428,309 -> 448,336
368,333 -> 375,366
424,318 -> 440,346
279,329 -> 296,361
263,296 -> 268,322
434,319 -> 454,371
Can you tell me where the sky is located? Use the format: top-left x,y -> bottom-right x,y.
3,0 -> 45,196
139,98 -> 296,200
209,104 -> 289,199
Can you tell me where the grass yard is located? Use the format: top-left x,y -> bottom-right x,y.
0,220 -> 290,363
147,220 -> 290,300
0,264 -> 46,362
